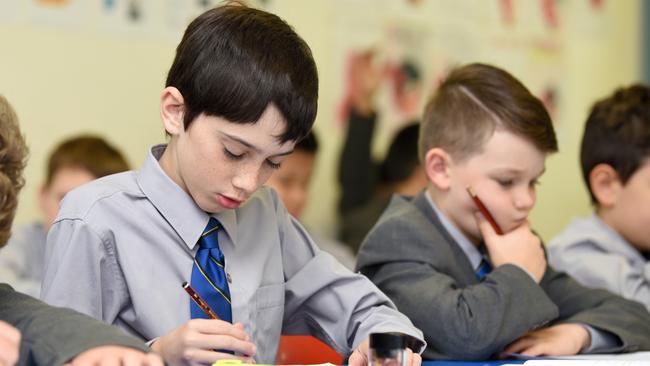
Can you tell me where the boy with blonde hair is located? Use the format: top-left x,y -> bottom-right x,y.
356,63 -> 650,360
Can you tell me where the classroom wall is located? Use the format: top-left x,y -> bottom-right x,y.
530,0 -> 642,239
0,0 -> 643,242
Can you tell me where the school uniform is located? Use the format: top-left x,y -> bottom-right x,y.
0,284 -> 148,366
356,191 -> 650,360
0,222 -> 46,298
548,214 -> 650,312
41,144 -> 424,363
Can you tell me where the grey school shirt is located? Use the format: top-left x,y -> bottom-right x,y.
0,222 -> 47,298
548,214 -> 650,312
41,144 -> 424,363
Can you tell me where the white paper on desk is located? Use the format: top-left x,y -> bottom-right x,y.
501,351 -> 650,362
554,352 -> 650,360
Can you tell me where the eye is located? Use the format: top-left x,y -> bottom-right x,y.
530,179 -> 541,187
265,160 -> 282,170
496,179 -> 514,188
223,148 -> 244,160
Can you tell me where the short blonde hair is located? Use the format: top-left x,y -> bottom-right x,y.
0,95 -> 28,247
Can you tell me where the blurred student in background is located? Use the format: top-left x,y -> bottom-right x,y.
0,135 -> 129,297
338,51 -> 427,253
549,84 -> 650,312
266,132 -> 356,269
0,95 -> 161,366
339,123 -> 426,253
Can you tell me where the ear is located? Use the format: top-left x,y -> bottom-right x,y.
160,86 -> 185,136
589,163 -> 622,208
424,148 -> 452,191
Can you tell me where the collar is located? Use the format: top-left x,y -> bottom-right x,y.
136,144 -> 238,250
425,191 -> 484,269
589,213 -> 644,261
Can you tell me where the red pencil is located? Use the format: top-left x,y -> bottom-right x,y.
466,186 -> 503,235
182,282 -> 220,320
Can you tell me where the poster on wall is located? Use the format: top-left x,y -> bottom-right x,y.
333,0 -> 440,154
95,0 -> 155,34
333,0 -> 566,158
26,0 -> 89,28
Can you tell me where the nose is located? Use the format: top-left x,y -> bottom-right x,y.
513,186 -> 535,212
232,166 -> 261,196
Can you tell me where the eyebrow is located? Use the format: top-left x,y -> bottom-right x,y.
491,166 -> 546,178
221,132 -> 294,157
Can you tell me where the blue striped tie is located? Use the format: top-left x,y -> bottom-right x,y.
190,218 -> 232,322
475,258 -> 493,281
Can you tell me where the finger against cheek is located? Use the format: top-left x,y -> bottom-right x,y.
413,352 -> 422,366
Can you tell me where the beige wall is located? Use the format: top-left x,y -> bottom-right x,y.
0,0 -> 643,242
529,0 -> 642,239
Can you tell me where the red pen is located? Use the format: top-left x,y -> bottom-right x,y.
466,186 -> 503,235
182,282 -> 220,320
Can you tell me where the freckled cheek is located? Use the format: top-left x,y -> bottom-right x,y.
258,169 -> 275,186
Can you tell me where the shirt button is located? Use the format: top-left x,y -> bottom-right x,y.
227,273 -> 232,283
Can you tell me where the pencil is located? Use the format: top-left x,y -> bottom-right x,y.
182,282 -> 220,320
466,186 -> 503,235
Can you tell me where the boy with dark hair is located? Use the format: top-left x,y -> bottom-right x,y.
41,4 -> 424,366
0,95 -> 162,366
339,122 -> 426,253
548,84 -> 650,312
337,54 -> 427,253
356,63 -> 650,360
0,135 -> 129,297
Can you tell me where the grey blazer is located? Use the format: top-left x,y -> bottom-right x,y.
0,284 -> 149,366
356,192 -> 650,360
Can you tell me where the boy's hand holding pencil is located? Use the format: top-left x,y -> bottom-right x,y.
468,186 -> 546,283
149,283 -> 256,365
151,318 -> 256,366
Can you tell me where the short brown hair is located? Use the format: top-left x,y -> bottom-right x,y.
0,95 -> 29,248
419,63 -> 557,163
581,84 -> 650,204
45,135 -> 130,186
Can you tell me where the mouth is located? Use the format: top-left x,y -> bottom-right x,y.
511,217 -> 527,228
217,194 -> 243,209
